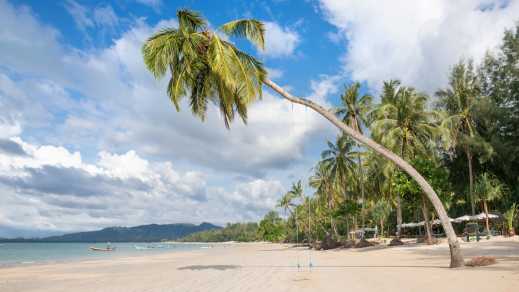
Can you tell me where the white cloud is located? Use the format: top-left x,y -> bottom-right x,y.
64,0 -> 119,40
0,138 -> 285,234
266,67 -> 284,79
262,21 -> 300,57
64,0 -> 94,31
93,5 -> 119,29
308,74 -> 343,104
135,0 -> 162,11
221,179 -> 285,219
98,151 -> 150,180
319,0 -> 519,92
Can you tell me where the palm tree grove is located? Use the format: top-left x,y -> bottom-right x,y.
142,9 -> 519,268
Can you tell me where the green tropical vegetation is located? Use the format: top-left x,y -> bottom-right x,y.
179,223 -> 260,242
142,9 -> 519,268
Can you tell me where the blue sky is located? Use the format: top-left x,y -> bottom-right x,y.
1,0 -> 518,237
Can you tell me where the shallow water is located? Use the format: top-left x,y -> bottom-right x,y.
0,242 -> 209,266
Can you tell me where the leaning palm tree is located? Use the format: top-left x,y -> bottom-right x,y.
336,83 -> 372,230
142,9 -> 463,267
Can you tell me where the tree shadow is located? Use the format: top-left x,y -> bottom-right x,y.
178,265 -> 241,271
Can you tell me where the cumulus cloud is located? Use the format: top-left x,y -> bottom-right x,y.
308,74 -> 343,104
65,0 -> 119,30
262,21 -> 300,57
0,138 -> 28,156
0,138 -> 285,234
219,179 -> 285,220
319,0 -> 519,92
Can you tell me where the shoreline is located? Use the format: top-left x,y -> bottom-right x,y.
0,242 -> 212,269
0,237 -> 517,291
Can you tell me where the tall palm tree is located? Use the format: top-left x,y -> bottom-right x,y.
365,150 -> 394,237
309,160 -> 341,238
142,9 -> 463,267
371,198 -> 392,237
321,135 -> 358,190
336,83 -> 372,231
320,135 -> 360,238
336,82 -> 372,134
371,81 -> 439,239
436,62 -> 490,216
474,173 -> 505,235
277,180 -> 303,216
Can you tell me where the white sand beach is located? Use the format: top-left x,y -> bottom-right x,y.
0,237 -> 518,292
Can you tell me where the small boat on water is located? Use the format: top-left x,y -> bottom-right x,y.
90,243 -> 115,252
89,246 -> 115,252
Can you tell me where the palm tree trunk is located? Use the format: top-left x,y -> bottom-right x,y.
345,215 -> 350,239
465,146 -> 475,216
380,218 -> 385,237
353,215 -> 358,240
483,200 -> 490,236
396,195 -> 403,238
330,216 -> 339,239
422,195 -> 433,244
358,153 -> 366,233
396,142 -> 406,238
264,79 -> 464,267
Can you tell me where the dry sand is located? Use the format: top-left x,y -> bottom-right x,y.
0,237 -> 518,292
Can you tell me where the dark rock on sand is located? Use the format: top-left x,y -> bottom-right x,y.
389,238 -> 405,246
354,239 -> 374,248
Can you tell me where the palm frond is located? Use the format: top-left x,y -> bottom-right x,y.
177,9 -> 206,32
220,19 -> 265,49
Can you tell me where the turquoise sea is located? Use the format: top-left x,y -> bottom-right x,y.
0,242 -> 210,267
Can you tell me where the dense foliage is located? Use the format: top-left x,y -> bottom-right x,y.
179,223 -> 259,242
255,24 -> 519,244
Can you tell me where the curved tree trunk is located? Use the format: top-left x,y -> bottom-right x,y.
264,79 -> 464,267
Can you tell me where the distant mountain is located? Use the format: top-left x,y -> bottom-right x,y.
0,223 -> 220,242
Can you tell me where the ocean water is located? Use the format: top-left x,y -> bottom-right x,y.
0,242 -> 210,266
